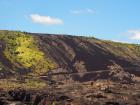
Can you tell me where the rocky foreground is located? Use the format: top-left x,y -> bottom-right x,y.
0,80 -> 140,105
0,66 -> 140,105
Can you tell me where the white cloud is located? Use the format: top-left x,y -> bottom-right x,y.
127,30 -> 140,40
70,8 -> 95,14
30,14 -> 63,25
112,40 -> 129,43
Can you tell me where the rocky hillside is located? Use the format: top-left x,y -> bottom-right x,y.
0,30 -> 140,77
0,30 -> 140,105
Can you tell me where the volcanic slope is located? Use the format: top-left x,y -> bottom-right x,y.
0,30 -> 140,78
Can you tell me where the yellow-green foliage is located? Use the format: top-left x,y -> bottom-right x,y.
0,30 -> 55,75
15,35 -> 44,68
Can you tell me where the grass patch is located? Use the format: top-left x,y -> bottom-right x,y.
0,79 -> 47,90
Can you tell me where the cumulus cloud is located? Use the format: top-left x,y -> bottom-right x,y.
127,30 -> 140,40
30,14 -> 63,25
70,8 -> 95,14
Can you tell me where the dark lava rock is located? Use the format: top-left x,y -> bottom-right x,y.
0,99 -> 7,105
104,102 -> 126,105
8,90 -> 32,102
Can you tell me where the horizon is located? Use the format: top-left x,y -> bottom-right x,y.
0,0 -> 140,44
1,29 -> 140,45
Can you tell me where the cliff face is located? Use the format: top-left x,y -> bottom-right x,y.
0,30 -> 140,77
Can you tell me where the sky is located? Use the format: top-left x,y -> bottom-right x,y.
0,0 -> 140,44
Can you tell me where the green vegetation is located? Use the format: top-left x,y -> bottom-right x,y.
0,79 -> 47,90
87,36 -> 140,60
0,30 -> 55,75
101,40 -> 140,58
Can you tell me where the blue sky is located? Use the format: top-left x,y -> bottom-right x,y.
0,0 -> 140,43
